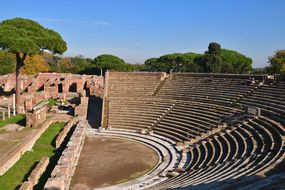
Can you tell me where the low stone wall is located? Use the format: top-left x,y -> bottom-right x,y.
0,116 -> 70,176
55,117 -> 80,148
19,157 -> 49,190
44,120 -> 86,190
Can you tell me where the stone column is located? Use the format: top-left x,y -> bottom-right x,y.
2,111 -> 5,121
7,104 -> 11,118
12,94 -> 16,116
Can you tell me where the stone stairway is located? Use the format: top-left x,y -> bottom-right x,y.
150,103 -> 176,130
152,75 -> 169,96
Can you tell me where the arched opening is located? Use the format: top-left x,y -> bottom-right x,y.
69,83 -> 77,92
58,83 -> 63,93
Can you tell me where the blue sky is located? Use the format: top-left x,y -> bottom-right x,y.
0,0 -> 284,67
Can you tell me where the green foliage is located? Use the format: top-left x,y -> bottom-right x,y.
0,122 -> 65,189
93,54 -> 126,70
0,114 -> 25,128
145,52 -> 201,72
181,53 -> 201,72
195,42 -> 223,73
145,43 -> 253,74
132,63 -> 146,71
145,58 -> 161,71
221,49 -> 252,73
0,51 -> 16,74
49,54 -> 139,74
0,18 -> 67,55
194,53 -> 222,73
48,56 -> 94,74
267,50 -> 285,74
193,43 -> 252,73
207,42 -> 221,56
69,56 -> 94,73
0,18 -> 67,111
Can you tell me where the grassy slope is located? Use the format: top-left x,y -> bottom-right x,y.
0,114 -> 25,128
0,122 -> 65,190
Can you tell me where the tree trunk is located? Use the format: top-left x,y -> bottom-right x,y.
15,53 -> 27,114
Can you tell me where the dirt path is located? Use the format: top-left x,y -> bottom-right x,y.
0,127 -> 36,161
70,136 -> 159,189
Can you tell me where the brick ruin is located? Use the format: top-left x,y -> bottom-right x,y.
0,73 -> 104,114
0,73 -> 103,128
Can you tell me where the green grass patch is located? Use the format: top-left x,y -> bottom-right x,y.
0,122 -> 66,190
48,98 -> 57,108
0,114 -> 25,128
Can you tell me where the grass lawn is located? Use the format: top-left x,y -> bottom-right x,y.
0,114 -> 25,128
0,122 -> 66,190
48,98 -> 59,108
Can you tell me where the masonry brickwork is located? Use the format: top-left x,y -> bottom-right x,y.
0,73 -> 104,114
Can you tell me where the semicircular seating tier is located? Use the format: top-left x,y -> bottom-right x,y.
102,72 -> 285,189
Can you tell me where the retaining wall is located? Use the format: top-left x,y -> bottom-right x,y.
44,120 -> 86,190
55,117 -> 80,149
19,157 -> 49,190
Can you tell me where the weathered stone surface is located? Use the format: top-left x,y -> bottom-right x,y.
19,157 -> 49,190
0,73 -> 104,114
26,103 -> 47,128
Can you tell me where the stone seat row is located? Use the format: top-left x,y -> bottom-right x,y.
147,116 -> 285,190
239,83 -> 285,119
108,98 -> 241,143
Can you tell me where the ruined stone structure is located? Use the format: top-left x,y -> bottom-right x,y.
25,101 -> 48,128
0,73 -> 104,114
98,71 -> 285,189
0,74 -> 16,92
0,94 -> 16,120
74,95 -> 89,119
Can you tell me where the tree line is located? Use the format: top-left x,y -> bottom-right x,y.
145,43 -> 253,74
1,43 -> 284,76
0,52 -> 142,75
